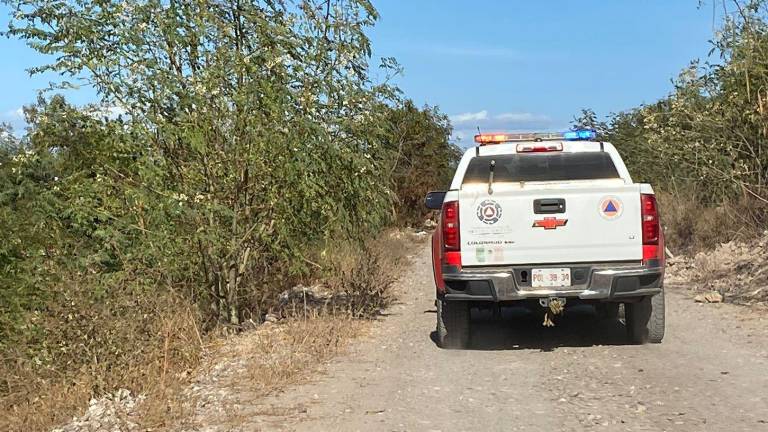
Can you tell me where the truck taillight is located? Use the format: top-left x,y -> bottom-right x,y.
442,200 -> 460,251
641,194 -> 663,264
641,194 -> 659,244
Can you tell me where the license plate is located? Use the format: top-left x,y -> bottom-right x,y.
531,268 -> 571,288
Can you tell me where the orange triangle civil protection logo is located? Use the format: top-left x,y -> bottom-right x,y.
599,196 -> 623,219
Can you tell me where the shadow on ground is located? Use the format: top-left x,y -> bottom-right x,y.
430,305 -> 631,352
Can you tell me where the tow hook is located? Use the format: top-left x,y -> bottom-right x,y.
540,297 -> 566,327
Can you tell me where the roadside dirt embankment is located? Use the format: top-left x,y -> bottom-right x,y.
667,231 -> 768,305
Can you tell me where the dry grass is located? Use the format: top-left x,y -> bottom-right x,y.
320,228 -> 413,278
277,228 -> 414,319
241,318 -> 364,390
658,191 -> 768,253
0,291 -> 204,432
0,228 -> 417,432
147,230 -> 414,430
152,316 -> 367,431
0,376 -> 94,432
206,317 -> 363,395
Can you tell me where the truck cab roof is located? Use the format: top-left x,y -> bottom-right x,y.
449,140 -> 634,190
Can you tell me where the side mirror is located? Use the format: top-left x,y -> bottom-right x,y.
424,191 -> 446,210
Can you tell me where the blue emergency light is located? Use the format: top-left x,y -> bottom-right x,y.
563,129 -> 597,141
474,129 -> 598,145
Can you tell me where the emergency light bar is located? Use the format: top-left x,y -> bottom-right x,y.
473,129 -> 597,145
563,129 -> 597,141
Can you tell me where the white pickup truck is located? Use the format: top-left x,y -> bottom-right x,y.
425,130 -> 665,349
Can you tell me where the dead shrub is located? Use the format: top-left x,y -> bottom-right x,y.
658,190 -> 768,253
332,244 -> 397,318
0,283 -> 204,432
274,229 -> 409,320
325,230 -> 410,319
1,228 -> 415,431
168,317 -> 365,431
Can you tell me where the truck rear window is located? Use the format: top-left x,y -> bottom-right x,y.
462,152 -> 620,184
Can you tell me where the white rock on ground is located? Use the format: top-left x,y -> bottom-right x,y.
666,231 -> 768,303
51,389 -> 144,432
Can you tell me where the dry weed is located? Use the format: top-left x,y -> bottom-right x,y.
172,317 -> 365,431
278,228 -> 413,320
1,228 -> 417,431
658,191 -> 768,253
667,232 -> 768,304
0,291 -> 203,432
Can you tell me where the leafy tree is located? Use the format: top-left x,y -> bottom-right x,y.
0,96 -> 136,347
0,123 -> 17,153
580,1 -> 768,208
4,0 -> 400,324
377,100 -> 461,225
571,108 -> 608,138
0,3 -> 462,426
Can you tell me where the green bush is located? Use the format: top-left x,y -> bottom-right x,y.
3,0 -> 403,327
578,1 -> 768,245
376,101 -> 462,225
0,5 -> 459,424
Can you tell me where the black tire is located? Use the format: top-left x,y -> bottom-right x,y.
596,303 -> 620,320
436,300 -> 470,349
625,291 -> 665,344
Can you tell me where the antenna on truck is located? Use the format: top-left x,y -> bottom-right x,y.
475,126 -> 482,156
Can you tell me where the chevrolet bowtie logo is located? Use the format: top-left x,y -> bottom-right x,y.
532,217 -> 568,230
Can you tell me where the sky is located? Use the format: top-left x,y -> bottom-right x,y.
1,1 -> 719,145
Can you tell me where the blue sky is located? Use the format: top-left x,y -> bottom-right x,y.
1,1 -> 718,145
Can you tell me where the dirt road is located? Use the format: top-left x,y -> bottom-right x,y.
232,244 -> 768,431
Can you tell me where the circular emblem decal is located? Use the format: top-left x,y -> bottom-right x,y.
598,196 -> 623,220
477,199 -> 503,224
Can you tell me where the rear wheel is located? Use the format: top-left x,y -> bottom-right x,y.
436,300 -> 470,349
625,291 -> 665,344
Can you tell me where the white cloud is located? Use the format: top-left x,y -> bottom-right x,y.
450,110 -> 488,124
494,112 -> 550,123
1,108 -> 26,136
449,110 -> 555,147
3,107 -> 24,119
449,110 -> 551,129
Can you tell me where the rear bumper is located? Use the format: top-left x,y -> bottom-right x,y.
441,262 -> 663,302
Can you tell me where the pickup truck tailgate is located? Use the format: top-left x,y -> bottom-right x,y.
459,181 -> 642,266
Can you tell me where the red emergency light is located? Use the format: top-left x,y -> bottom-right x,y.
473,132 -> 563,145
516,142 -> 563,153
